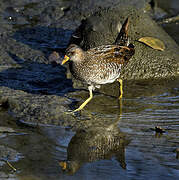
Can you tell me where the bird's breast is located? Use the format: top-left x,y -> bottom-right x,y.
70,61 -> 122,85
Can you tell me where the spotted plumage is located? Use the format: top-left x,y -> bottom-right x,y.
62,17 -> 135,112
68,44 -> 134,87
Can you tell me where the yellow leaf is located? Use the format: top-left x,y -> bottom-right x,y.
138,37 -> 165,51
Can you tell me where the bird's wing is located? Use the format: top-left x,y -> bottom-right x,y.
88,45 -> 135,65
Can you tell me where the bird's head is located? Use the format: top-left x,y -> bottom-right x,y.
62,44 -> 84,65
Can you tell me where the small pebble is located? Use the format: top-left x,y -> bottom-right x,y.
48,51 -> 60,62
150,126 -> 165,133
48,51 -> 61,66
154,126 -> 165,133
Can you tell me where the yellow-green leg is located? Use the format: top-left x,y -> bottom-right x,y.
119,97 -> 122,115
73,86 -> 93,112
117,79 -> 123,99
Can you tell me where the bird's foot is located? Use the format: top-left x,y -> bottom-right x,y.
64,110 -> 75,115
119,94 -> 123,99
64,86 -> 93,115
64,109 -> 81,115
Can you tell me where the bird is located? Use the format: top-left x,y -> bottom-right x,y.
62,18 -> 135,112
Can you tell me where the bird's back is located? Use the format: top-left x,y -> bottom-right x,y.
87,44 -> 134,65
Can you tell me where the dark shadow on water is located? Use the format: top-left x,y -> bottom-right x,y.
12,26 -> 73,57
0,52 -> 73,96
0,26 -> 75,96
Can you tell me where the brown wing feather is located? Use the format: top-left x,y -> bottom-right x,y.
87,45 -> 134,65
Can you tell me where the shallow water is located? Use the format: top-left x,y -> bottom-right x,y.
0,0 -> 179,180
1,78 -> 179,180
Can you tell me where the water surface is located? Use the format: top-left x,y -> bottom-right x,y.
1,78 -> 179,180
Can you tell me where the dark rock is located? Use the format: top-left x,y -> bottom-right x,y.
0,145 -> 20,162
0,97 -> 9,109
175,148 -> 179,159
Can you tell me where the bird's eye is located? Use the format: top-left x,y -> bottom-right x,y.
70,51 -> 75,56
128,43 -> 134,48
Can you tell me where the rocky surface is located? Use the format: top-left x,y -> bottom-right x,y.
0,0 -> 178,127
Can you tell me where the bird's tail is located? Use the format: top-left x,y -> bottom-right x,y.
114,17 -> 129,46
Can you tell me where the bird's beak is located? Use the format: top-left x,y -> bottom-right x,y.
61,55 -> 70,65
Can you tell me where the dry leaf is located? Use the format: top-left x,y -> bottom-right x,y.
138,37 -> 165,51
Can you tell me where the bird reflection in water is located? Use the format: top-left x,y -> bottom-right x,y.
59,99 -> 130,175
